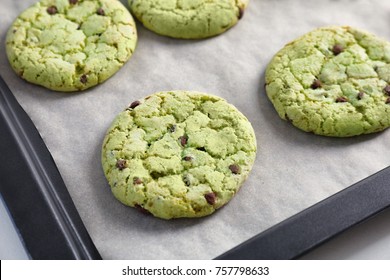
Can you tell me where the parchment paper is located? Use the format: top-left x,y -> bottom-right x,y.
1,0 -> 390,259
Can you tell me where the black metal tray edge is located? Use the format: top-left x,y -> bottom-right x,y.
0,76 -> 101,260
216,165 -> 390,260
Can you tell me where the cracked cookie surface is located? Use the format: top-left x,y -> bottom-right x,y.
265,26 -> 390,137
6,0 -> 137,92
128,0 -> 249,39
101,91 -> 257,219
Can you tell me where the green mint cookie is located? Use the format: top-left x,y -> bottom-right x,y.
265,26 -> 390,137
6,0 -> 137,92
101,91 -> 257,219
128,0 -> 249,39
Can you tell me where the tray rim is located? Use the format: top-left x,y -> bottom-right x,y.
0,75 -> 101,260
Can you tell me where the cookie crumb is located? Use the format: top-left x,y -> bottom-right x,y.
116,159 -> 127,170
229,164 -> 241,174
204,192 -> 216,205
311,79 -> 322,89
336,96 -> 348,103
47,6 -> 58,15
332,44 -> 344,55
129,100 -> 141,109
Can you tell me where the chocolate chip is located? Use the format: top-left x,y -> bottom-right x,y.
80,74 -> 88,84
384,85 -> 390,96
116,159 -> 127,170
134,204 -> 151,215
336,96 -> 348,103
229,164 -> 241,174
97,8 -> 105,16
238,7 -> 244,19
133,177 -> 142,185
129,100 -> 140,109
204,192 -> 216,205
311,79 -> 322,89
47,6 -> 58,15
357,92 -> 364,100
183,156 -> 193,161
169,124 -> 176,133
12,29 -> 17,33
332,44 -> 344,55
69,0 -> 78,4
179,135 -> 188,146
196,147 -> 206,152
386,97 -> 390,104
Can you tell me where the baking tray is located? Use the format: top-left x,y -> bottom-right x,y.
0,75 -> 101,260
1,74 -> 390,259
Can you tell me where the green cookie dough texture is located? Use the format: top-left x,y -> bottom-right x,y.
265,26 -> 390,137
6,0 -> 137,92
101,91 -> 257,219
128,0 -> 249,39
